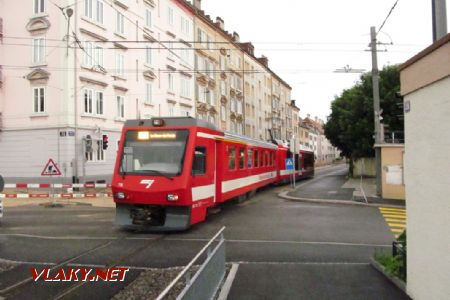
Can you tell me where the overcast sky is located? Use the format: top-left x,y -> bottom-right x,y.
202,0 -> 449,120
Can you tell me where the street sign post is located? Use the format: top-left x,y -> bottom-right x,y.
41,159 -> 62,176
41,159 -> 62,206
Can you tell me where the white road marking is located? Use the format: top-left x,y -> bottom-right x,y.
0,233 -> 390,248
217,263 -> 240,300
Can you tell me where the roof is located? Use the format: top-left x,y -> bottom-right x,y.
400,33 -> 450,71
175,0 -> 292,89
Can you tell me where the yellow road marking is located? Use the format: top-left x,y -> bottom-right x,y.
379,207 -> 405,212
391,228 -> 405,233
381,214 -> 406,219
385,218 -> 406,223
388,223 -> 407,228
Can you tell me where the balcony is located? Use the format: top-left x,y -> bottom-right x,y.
114,0 -> 129,9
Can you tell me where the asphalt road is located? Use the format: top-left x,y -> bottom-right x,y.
0,164 -> 408,299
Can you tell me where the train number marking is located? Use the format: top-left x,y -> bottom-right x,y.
140,180 -> 155,189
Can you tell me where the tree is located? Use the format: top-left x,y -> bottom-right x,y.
324,65 -> 403,159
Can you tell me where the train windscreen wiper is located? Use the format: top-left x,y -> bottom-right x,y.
144,170 -> 174,181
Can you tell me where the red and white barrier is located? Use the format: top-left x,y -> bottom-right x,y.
0,193 -> 113,199
4,183 -> 111,189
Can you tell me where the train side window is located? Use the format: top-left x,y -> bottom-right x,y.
228,146 -> 236,170
247,149 -> 253,168
239,148 -> 245,169
259,150 -> 263,167
272,152 -> 276,166
192,147 -> 207,176
254,150 -> 259,168
265,151 -> 269,167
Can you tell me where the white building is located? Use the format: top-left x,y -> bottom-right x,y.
400,33 -> 450,300
0,0 -> 194,182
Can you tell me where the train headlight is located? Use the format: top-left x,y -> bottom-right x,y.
167,194 -> 179,202
116,192 -> 126,200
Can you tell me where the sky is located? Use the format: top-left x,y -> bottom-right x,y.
202,0 -> 450,120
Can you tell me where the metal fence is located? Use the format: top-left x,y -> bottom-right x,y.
156,227 -> 226,300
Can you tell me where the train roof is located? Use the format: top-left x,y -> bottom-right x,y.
124,117 -> 219,131
124,117 -> 278,150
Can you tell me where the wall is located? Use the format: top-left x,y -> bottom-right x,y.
403,76 -> 450,300
380,145 -> 405,200
352,157 -> 375,177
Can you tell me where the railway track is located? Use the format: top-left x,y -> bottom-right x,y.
0,232 -> 166,299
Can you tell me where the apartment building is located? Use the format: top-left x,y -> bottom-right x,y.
0,0 -> 296,181
0,0 -> 195,181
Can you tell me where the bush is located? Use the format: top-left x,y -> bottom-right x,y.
374,230 -> 407,282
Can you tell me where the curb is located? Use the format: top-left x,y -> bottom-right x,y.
370,258 -> 409,296
278,191 -> 406,209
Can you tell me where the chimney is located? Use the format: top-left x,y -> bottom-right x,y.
307,114 -> 311,119
215,17 -> 225,30
239,42 -> 254,56
193,0 -> 201,10
258,55 -> 269,67
233,31 -> 240,42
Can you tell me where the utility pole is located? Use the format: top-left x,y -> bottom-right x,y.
432,0 -> 448,41
370,26 -> 382,196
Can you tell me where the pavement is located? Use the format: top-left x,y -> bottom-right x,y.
284,164 -> 406,208
0,165 -> 410,299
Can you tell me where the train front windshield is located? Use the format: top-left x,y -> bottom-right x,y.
120,130 -> 189,176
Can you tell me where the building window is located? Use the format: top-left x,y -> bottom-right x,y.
180,16 -> 190,35
116,11 -> 125,34
221,104 -> 226,121
115,53 -> 124,77
34,0 -> 45,14
86,140 -> 105,162
220,81 -> 226,96
32,38 -> 46,64
237,100 -> 242,114
167,41 -> 175,60
168,103 -> 175,116
228,146 -> 236,170
83,89 -> 93,114
84,0 -> 103,23
96,91 -> 103,115
180,47 -> 190,64
145,9 -> 152,28
168,7 -> 174,26
168,73 -> 174,93
83,89 -> 103,115
208,114 -> 216,125
83,42 -> 103,67
180,107 -> 190,117
96,140 -> 105,161
145,46 -> 152,65
33,87 -> 45,113
180,76 -> 191,98
116,96 -> 125,118
145,82 -> 152,104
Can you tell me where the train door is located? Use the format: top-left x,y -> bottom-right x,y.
190,134 -> 216,224
215,140 -> 223,203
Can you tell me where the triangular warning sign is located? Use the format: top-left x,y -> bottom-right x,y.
41,159 -> 62,176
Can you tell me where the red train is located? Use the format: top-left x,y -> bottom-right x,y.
112,117 -> 314,231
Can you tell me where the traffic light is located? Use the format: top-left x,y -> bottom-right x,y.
102,134 -> 109,150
